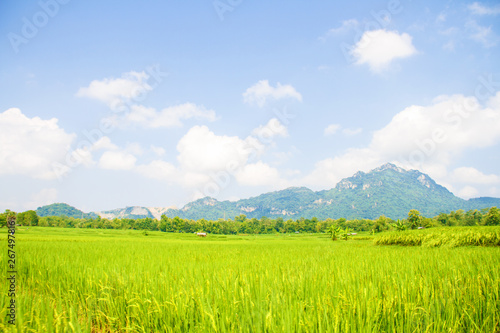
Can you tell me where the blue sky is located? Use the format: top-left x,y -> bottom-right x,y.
1,0 -> 500,213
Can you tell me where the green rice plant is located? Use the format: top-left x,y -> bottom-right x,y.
0,227 -> 499,332
374,226 -> 500,247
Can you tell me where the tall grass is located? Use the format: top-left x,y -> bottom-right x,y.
0,227 -> 499,332
374,226 -> 500,247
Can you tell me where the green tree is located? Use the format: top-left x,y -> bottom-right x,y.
372,215 -> 390,233
484,207 -> 500,226
408,209 -> 422,229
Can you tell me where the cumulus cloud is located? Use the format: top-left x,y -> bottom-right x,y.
302,148 -> 382,188
351,29 -> 417,73
451,167 -> 500,184
76,71 -> 152,110
251,118 -> 288,140
457,186 -> 479,199
115,103 -> 216,128
0,108 -> 75,179
136,160 -> 177,181
176,125 -> 251,173
371,93 -> 500,166
302,91 -> 500,192
243,80 -> 302,107
25,188 -> 58,210
98,151 -> 137,170
235,162 -> 284,187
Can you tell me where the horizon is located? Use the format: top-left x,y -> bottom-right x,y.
1,1 -> 500,213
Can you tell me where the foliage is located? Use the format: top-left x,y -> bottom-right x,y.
484,206 -> 500,226
407,209 -> 422,229
327,225 -> 341,240
7,206 -> 499,237
393,219 -> 407,231
16,210 -> 39,226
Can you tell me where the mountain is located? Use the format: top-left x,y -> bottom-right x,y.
36,164 -> 500,220
160,163 -> 499,220
36,203 -> 97,219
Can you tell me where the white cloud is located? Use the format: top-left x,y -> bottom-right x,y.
25,188 -> 58,210
235,162 -> 284,187
91,136 -> 118,151
126,142 -> 144,156
351,29 -> 417,73
371,93 -> 500,167
465,20 -> 497,47
342,127 -> 363,136
76,71 -> 152,110
177,125 -> 250,173
119,103 -> 216,128
320,19 -> 359,40
468,2 -> 500,15
0,108 -> 75,179
457,186 -> 479,199
150,145 -> 166,157
302,148 -> 382,188
251,118 -> 288,140
136,160 -> 177,181
324,124 -> 341,136
443,41 -> 456,51
324,124 -> 362,136
98,151 -> 137,170
302,91 -> 500,191
243,80 -> 302,107
451,167 -> 500,184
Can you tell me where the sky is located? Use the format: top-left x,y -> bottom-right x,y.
1,0 -> 500,213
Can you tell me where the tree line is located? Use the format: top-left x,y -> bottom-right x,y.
1,207 -> 499,234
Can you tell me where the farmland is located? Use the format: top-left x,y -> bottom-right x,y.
1,227 -> 499,332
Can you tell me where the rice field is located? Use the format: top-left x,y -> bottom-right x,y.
374,226 -> 500,247
1,227 -> 499,332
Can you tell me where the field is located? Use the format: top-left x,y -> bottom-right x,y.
1,227 -> 499,332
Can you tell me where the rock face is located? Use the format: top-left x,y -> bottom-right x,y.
37,163 -> 500,220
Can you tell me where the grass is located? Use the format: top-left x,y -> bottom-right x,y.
374,226 -> 500,247
1,227 -> 499,332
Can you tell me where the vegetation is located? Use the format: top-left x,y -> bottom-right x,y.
375,226 -> 500,247
3,206 -> 499,236
1,227 -> 499,332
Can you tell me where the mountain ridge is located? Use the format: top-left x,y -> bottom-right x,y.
36,163 -> 500,220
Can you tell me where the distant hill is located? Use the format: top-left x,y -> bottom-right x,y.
36,203 -> 97,219
161,163 -> 499,220
36,163 -> 500,220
